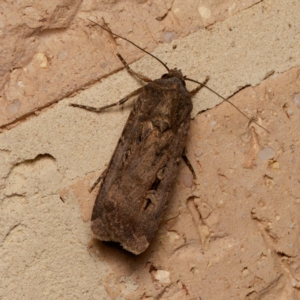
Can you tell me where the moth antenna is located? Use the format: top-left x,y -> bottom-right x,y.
185,77 -> 270,133
88,18 -> 268,133
87,18 -> 170,72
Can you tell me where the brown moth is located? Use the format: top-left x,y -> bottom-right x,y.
71,21 -> 265,255
91,70 -> 203,254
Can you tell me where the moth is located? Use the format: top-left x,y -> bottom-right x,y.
71,20 -> 265,255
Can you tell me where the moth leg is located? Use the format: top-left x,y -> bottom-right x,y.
70,86 -> 144,113
117,53 -> 152,83
189,76 -> 210,96
182,149 -> 196,179
89,168 -> 108,192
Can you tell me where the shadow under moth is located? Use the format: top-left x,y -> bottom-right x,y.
71,20 -> 265,255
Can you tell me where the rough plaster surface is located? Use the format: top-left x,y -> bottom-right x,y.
1,0 -> 300,299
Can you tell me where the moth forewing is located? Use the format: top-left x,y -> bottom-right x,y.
91,75 -> 195,254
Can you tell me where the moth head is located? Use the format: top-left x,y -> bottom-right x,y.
161,68 -> 186,86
